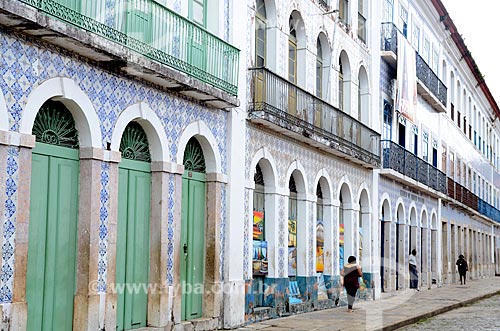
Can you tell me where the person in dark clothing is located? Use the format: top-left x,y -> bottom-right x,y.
341,255 -> 362,312
456,254 -> 468,285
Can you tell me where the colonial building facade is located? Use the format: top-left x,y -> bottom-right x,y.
0,0 -> 498,331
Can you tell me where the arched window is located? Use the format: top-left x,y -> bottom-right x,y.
255,0 -> 266,67
316,40 -> 323,99
288,17 -> 297,84
338,59 -> 344,111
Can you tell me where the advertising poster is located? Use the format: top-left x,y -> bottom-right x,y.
316,219 -> 324,272
253,210 -> 264,240
252,240 -> 268,275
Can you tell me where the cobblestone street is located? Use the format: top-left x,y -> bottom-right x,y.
235,277 -> 500,331
399,294 -> 500,331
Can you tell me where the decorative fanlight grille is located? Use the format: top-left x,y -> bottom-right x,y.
289,175 -> 297,193
183,138 -> 206,173
32,100 -> 79,148
254,164 -> 265,185
316,183 -> 323,198
119,122 -> 151,162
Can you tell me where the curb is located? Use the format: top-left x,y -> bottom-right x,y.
376,290 -> 500,331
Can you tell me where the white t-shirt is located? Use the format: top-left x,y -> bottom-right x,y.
409,254 -> 417,266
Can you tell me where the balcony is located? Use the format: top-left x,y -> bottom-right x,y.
416,53 -> 447,112
8,0 -> 239,107
381,140 -> 447,194
380,23 -> 447,113
318,0 -> 330,10
248,68 -> 381,168
447,178 -> 500,224
380,22 -> 398,67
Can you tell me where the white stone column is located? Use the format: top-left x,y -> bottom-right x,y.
343,202 -> 360,262
323,200 -> 338,276
296,193 -> 314,277
223,107 -> 246,328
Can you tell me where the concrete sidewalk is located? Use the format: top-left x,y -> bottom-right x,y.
235,277 -> 500,331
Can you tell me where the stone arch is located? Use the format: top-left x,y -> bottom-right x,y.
358,65 -> 370,124
0,92 -> 7,131
356,182 -> 371,213
430,210 -> 438,230
379,193 -> 392,221
408,203 -> 418,226
249,147 -> 278,190
313,168 -> 333,204
110,102 -> 168,162
316,31 -> 332,101
395,199 -> 406,224
420,206 -> 429,228
285,160 -> 308,195
21,77 -> 102,148
337,175 -> 354,204
177,121 -> 222,173
338,50 -> 352,113
288,10 -> 307,88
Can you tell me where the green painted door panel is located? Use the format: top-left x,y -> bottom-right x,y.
27,144 -> 79,331
116,163 -> 151,331
126,0 -> 152,44
181,171 -> 206,320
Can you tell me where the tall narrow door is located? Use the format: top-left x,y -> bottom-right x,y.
27,143 -> 80,331
181,171 -> 206,320
188,0 -> 207,72
116,159 -> 151,331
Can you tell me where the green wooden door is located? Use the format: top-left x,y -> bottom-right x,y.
181,171 -> 206,320
116,159 -> 151,331
125,0 -> 152,44
26,143 -> 80,331
188,0 -> 207,72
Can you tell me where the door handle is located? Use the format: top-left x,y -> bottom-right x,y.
183,243 -> 188,256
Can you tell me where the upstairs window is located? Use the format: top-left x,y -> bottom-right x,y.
189,0 -> 206,27
255,0 -> 267,67
358,0 -> 367,42
316,40 -> 323,98
339,0 -> 349,25
400,6 -> 408,37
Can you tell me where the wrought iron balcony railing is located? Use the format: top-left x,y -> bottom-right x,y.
416,53 -> 447,106
381,140 -> 447,194
380,23 -> 447,108
381,22 -> 398,55
17,0 -> 239,95
447,178 -> 500,223
248,67 -> 381,166
318,0 -> 330,10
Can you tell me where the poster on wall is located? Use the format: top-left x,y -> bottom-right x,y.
253,211 -> 264,240
339,223 -> 345,269
288,219 -> 297,247
358,227 -> 363,266
288,246 -> 297,276
252,240 -> 268,275
316,220 -> 324,273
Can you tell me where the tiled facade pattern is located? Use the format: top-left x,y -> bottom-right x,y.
0,29 -> 229,302
98,162 -> 110,292
0,147 -> 19,303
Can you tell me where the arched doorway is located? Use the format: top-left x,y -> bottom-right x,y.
380,199 -> 391,292
395,204 -> 406,291
252,163 -> 267,307
181,137 -> 207,320
116,122 -> 152,330
27,100 -> 80,331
